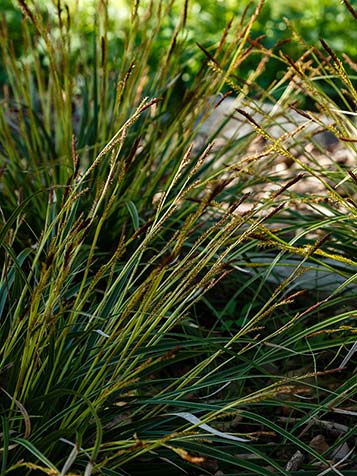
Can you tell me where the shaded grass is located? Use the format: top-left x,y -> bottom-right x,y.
0,1 -> 356,475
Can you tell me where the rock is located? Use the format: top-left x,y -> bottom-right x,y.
197,95 -> 341,150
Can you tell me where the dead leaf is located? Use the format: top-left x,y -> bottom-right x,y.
309,434 -> 329,454
285,450 -> 304,471
169,447 -> 205,465
331,442 -> 351,462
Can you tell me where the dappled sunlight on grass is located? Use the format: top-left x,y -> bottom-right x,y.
0,1 -> 356,475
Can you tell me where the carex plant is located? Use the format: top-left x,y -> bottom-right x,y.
0,0 -> 356,475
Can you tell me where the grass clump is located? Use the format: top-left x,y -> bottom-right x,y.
0,1 -> 356,475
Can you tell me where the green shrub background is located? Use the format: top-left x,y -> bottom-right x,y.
1,0 -> 356,89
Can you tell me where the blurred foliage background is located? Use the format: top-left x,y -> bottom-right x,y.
1,0 -> 356,96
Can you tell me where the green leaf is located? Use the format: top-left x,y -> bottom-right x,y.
125,200 -> 140,230
11,438 -> 59,473
1,416 -> 9,476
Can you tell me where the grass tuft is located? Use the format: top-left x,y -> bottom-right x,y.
0,1 -> 356,475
